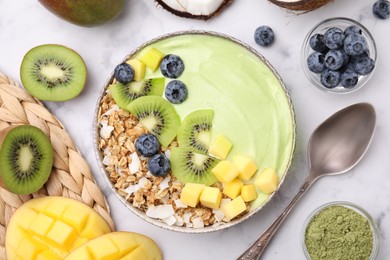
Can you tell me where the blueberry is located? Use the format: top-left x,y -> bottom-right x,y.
114,63 -> 134,84
340,70 -> 359,88
148,154 -> 170,177
344,33 -> 367,56
321,69 -> 341,89
340,49 -> 350,66
373,0 -> 390,19
160,55 -> 185,79
165,80 -> 188,104
135,134 -> 160,157
353,56 -> 375,75
309,34 -> 328,53
254,26 -> 275,47
307,52 -> 325,73
324,50 -> 344,71
344,25 -> 362,36
324,27 -> 345,50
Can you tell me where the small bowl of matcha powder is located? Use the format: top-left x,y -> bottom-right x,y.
303,202 -> 380,260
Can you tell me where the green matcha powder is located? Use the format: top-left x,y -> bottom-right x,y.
305,205 -> 374,260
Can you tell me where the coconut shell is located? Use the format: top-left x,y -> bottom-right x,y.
268,0 -> 334,12
155,0 -> 233,20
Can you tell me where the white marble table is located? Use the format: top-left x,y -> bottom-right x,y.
1,1 -> 389,259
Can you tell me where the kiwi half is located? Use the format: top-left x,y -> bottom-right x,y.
109,78 -> 165,109
20,44 -> 87,102
177,110 -> 214,155
128,96 -> 180,147
0,125 -> 54,194
170,147 -> 219,186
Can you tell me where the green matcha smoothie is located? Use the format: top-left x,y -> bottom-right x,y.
135,33 -> 295,209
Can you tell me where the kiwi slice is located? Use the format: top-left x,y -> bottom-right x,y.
20,44 -> 87,102
127,96 -> 180,147
170,147 -> 219,186
0,125 -> 54,195
177,110 -> 214,154
109,78 -> 165,109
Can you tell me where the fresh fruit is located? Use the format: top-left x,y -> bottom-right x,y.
109,78 -> 165,109
344,34 -> 367,56
223,178 -> 244,199
0,125 -> 53,195
126,59 -> 146,81
254,26 -> 274,47
160,54 -> 185,79
340,70 -> 359,88
307,52 -> 325,73
324,27 -> 345,50
180,183 -> 205,207
127,96 -> 180,147
20,44 -> 87,101
344,25 -> 362,36
209,134 -> 233,159
255,168 -> 279,194
148,154 -> 170,177
241,184 -> 258,202
373,0 -> 390,19
135,134 -> 160,157
268,0 -> 334,12
5,196 -> 112,259
64,232 -> 162,260
309,34 -> 328,53
170,147 -> 219,186
340,49 -> 350,66
324,50 -> 344,71
221,196 -> 246,221
211,160 -> 240,184
200,186 -> 222,209
177,110 -> 214,154
320,69 -> 341,89
114,63 -> 134,84
232,154 -> 258,181
353,55 -> 375,75
139,48 -> 165,72
38,0 -> 124,27
165,80 -> 188,104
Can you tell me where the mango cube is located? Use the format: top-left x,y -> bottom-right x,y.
180,183 -> 205,207
211,160 -> 240,184
139,47 -> 165,71
241,184 -> 258,202
222,196 -> 247,221
126,59 -> 146,81
200,187 -> 222,209
232,154 -> 258,181
209,134 -> 233,159
255,168 -> 279,194
47,221 -> 77,248
223,178 -> 244,199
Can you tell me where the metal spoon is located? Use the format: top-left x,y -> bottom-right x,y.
238,102 -> 376,260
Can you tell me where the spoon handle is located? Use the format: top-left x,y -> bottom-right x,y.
237,178 -> 314,260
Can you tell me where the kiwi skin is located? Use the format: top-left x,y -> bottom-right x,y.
0,125 -> 54,195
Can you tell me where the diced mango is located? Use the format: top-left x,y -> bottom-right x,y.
200,186 -> 222,209
255,168 -> 279,194
126,59 -> 146,81
222,196 -> 247,221
232,154 -> 258,181
64,232 -> 162,260
180,183 -> 205,207
241,184 -> 258,202
47,221 -> 77,249
209,134 -> 233,159
223,178 -> 244,199
29,213 -> 55,237
37,250 -> 62,260
212,160 -> 240,184
139,47 -> 165,71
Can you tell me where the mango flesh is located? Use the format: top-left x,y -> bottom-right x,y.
180,183 -> 205,207
6,196 -> 112,260
255,168 -> 279,194
211,160 -> 240,184
38,0 -> 125,27
223,178 -> 243,199
208,134 -> 233,160
200,186 -> 222,209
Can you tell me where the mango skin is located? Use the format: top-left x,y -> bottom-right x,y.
38,0 -> 125,27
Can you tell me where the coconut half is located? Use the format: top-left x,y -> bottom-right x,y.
268,0 -> 334,12
156,0 -> 233,20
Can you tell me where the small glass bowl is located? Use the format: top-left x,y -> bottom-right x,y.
301,17 -> 377,94
302,201 -> 380,260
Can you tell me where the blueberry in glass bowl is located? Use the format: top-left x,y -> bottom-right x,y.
302,17 -> 377,94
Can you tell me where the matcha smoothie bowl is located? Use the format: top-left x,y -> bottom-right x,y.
93,31 -> 296,233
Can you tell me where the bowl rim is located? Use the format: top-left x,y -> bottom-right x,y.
92,30 -> 297,234
301,17 -> 377,94
301,201 -> 380,259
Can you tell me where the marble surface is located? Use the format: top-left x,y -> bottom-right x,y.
1,1 -> 389,259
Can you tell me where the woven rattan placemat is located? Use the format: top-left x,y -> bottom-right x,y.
0,72 -> 115,258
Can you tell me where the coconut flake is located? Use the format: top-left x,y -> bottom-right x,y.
103,147 -> 111,156
159,176 -> 171,190
102,105 -> 119,116
192,217 -> 204,229
138,177 -> 149,188
174,199 -> 188,209
183,212 -> 192,224
100,123 -> 114,139
174,215 -> 184,226
128,152 -> 141,174
163,215 -> 177,226
102,155 -> 111,166
185,223 -> 193,228
146,205 -> 175,219
212,209 -> 225,222
164,149 -> 171,159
